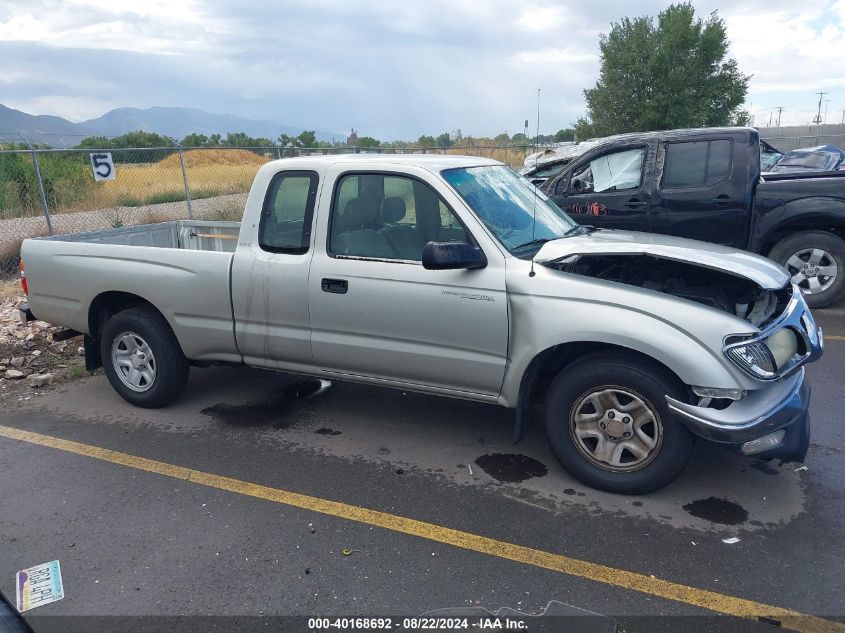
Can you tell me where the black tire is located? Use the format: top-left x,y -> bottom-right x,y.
544,352 -> 695,495
769,231 -> 845,309
100,306 -> 189,408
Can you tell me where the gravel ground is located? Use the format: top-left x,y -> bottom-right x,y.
0,291 -> 91,404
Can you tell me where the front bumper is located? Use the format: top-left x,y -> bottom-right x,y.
666,368 -> 810,461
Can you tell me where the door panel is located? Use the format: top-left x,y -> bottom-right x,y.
307,167 -> 509,395
651,139 -> 749,248
550,144 -> 654,232
308,258 -> 509,394
231,170 -> 319,369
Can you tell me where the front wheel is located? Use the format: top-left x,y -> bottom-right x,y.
100,306 -> 189,408
544,353 -> 694,494
769,231 -> 845,309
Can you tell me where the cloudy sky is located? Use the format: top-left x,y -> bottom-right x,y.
1,0 -> 844,140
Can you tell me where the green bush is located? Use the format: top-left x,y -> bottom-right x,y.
0,152 -> 94,217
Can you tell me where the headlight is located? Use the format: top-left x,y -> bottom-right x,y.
726,341 -> 776,379
725,328 -> 799,380
765,328 -> 798,369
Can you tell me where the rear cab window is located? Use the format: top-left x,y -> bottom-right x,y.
259,171 -> 319,253
662,140 -> 733,188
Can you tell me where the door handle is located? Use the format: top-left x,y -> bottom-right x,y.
711,194 -> 733,207
624,197 -> 648,209
321,278 -> 348,294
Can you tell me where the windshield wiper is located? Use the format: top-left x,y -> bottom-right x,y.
513,238 -> 552,251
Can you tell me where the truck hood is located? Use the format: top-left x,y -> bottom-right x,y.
534,229 -> 788,290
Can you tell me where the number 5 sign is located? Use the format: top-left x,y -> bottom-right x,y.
89,152 -> 116,181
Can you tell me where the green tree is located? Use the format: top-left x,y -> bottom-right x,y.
295,131 -> 317,148
494,133 -> 510,144
436,133 -> 452,148
510,133 -> 528,144
417,135 -> 437,149
554,129 -> 575,142
181,133 -> 210,147
574,3 -> 749,139
357,136 -> 381,148
77,131 -> 175,149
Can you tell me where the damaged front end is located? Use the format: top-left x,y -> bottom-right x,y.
544,252 -> 791,328
533,234 -> 824,461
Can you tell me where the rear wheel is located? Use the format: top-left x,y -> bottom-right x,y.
769,231 -> 845,308
544,353 -> 695,494
100,306 -> 189,408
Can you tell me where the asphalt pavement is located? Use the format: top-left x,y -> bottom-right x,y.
1,309 -> 844,633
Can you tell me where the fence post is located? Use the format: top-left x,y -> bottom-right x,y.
26,143 -> 53,235
177,145 -> 194,220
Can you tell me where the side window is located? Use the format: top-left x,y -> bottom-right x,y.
329,173 -> 468,261
569,148 -> 644,194
663,140 -> 733,188
259,171 -> 318,253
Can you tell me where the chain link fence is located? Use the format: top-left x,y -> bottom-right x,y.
0,143 -> 538,276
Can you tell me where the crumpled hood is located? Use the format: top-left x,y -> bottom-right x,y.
534,229 -> 789,290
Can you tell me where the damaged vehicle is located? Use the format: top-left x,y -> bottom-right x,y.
770,145 -> 845,173
542,127 -> 845,308
519,143 -> 595,186
20,155 -> 822,494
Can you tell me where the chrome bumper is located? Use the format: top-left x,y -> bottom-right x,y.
666,369 -> 809,456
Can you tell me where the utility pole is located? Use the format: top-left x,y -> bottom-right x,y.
813,91 -> 827,125
768,111 -> 773,127
776,106 -> 785,127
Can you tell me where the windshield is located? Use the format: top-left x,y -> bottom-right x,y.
441,165 -> 581,254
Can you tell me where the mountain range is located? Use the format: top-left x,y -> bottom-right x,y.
0,104 -> 343,147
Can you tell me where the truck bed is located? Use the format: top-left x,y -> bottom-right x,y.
22,220 -> 243,364
45,220 -> 241,252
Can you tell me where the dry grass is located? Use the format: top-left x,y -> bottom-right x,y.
90,152 -> 268,210
158,149 -> 270,168
445,143 -> 533,168
0,277 -> 22,298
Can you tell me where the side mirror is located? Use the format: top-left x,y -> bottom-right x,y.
422,241 -> 487,270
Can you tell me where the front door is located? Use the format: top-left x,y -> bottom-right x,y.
550,144 -> 653,232
308,168 -> 509,396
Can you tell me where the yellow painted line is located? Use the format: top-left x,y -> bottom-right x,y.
0,424 -> 840,633
825,335 -> 845,341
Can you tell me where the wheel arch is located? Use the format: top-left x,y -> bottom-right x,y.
511,341 -> 692,443
760,213 -> 845,256
85,291 -> 175,371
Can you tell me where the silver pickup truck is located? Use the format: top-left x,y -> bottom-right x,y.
19,155 -> 823,493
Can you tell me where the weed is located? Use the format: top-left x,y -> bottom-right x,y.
117,194 -> 143,207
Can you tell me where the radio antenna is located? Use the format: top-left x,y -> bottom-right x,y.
529,88 -> 540,278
